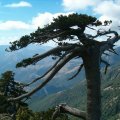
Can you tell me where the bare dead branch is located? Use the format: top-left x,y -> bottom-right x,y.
23,52 -> 70,87
23,60 -> 60,87
104,65 -> 109,74
17,45 -> 76,67
108,49 -> 119,55
52,103 -> 86,120
86,26 -> 96,31
8,48 -> 82,101
101,59 -> 110,74
93,30 -> 118,38
101,59 -> 110,66
103,52 -> 110,56
100,30 -> 120,54
33,45 -> 74,60
68,63 -> 84,80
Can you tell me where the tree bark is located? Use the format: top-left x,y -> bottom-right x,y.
83,46 -> 101,120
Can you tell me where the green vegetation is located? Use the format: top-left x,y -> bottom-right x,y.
0,71 -> 68,120
0,63 -> 119,120
31,108 -> 69,120
0,71 -> 31,120
0,71 -> 27,114
0,61 -> 119,120
30,63 -> 120,120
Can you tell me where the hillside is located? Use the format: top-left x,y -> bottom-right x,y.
0,45 -> 120,95
0,45 -> 85,96
0,45 -> 120,120
29,62 -> 120,120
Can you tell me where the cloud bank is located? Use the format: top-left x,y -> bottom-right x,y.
0,12 -> 73,31
4,1 -> 32,8
0,21 -> 30,30
62,0 -> 100,11
94,0 -> 120,30
0,12 -> 73,45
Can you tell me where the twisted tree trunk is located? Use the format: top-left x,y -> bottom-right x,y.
83,46 -> 101,120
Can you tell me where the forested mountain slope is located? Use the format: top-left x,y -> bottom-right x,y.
29,62 -> 120,120
0,45 -> 85,96
0,45 -> 120,120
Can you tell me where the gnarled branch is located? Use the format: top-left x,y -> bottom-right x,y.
108,49 -> 119,55
100,31 -> 120,54
68,63 -> 84,80
16,45 -> 76,67
23,52 -> 70,87
52,103 -> 86,120
101,59 -> 110,74
93,30 -> 118,39
8,47 -> 82,101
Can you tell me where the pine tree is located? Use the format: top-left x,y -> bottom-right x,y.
7,13 -> 120,120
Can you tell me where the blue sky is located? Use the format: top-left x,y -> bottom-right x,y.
0,0 -> 120,45
0,0 -> 93,21
0,0 -> 61,21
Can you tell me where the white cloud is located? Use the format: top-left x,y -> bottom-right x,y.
94,1 -> 120,19
0,12 -> 73,45
31,12 -> 73,29
4,1 -> 32,8
0,36 -> 19,45
0,21 -> 30,30
62,0 -> 98,11
0,12 -> 73,31
94,0 -> 120,30
32,12 -> 54,28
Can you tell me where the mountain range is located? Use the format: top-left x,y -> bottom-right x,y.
0,45 -> 120,119
29,56 -> 120,120
0,45 -> 85,96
